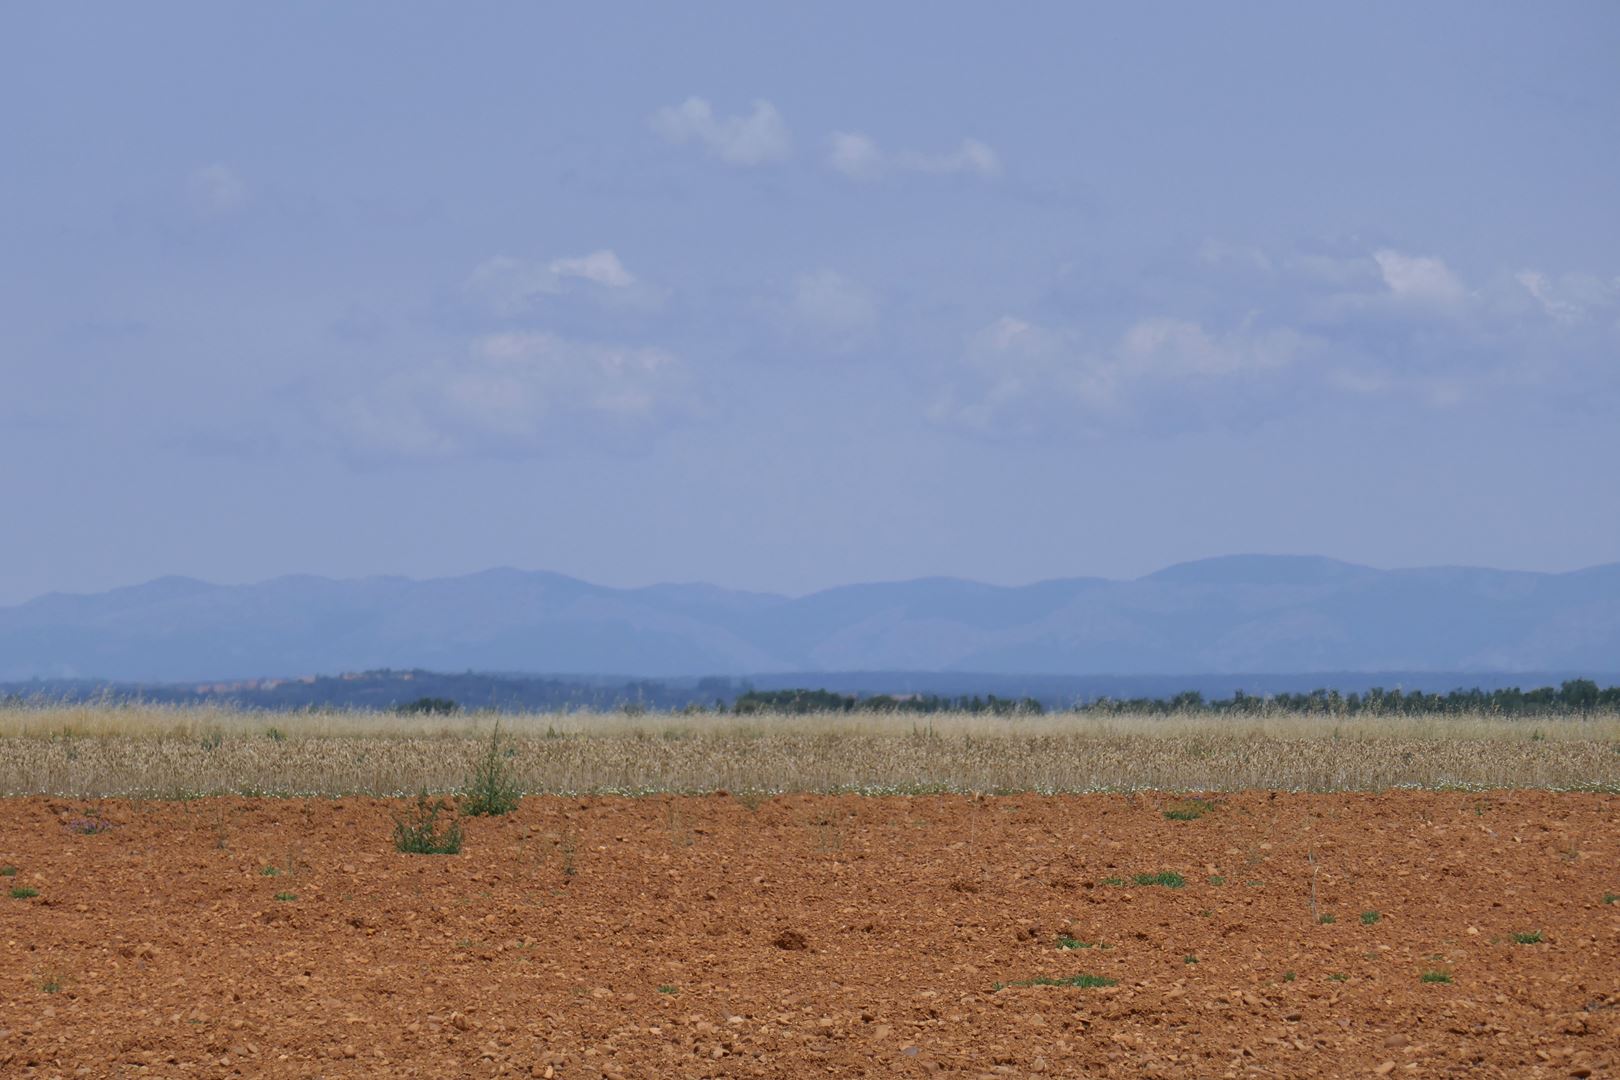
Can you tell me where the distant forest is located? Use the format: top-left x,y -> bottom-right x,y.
2,668 -> 1617,716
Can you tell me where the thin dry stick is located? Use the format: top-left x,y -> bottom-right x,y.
1308,848 -> 1319,922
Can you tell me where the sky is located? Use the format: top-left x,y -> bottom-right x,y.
3,2 -> 1619,605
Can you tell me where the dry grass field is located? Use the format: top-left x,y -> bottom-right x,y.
2,704 -> 1618,798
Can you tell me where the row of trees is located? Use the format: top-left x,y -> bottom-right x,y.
733,689 -> 1046,715
1083,679 -> 1618,716
734,679 -> 1617,716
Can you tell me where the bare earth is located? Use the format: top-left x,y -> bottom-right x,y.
3,791 -> 1617,1078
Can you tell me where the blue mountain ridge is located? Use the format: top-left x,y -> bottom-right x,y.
1,556 -> 1616,682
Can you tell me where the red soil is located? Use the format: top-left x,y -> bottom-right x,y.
2,791 -> 1617,1078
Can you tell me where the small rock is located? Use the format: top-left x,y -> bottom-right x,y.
773,929 -> 809,951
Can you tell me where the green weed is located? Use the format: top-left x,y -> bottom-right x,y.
460,723 -> 522,817
1511,930 -> 1543,945
1360,910 -> 1381,925
1318,913 -> 1336,924
1420,970 -> 1452,984
1164,799 -> 1215,821
273,891 -> 297,902
995,973 -> 1117,990
392,793 -> 464,855
1133,871 -> 1185,888
10,886 -> 39,899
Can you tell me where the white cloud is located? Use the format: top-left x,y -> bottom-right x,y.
935,315 -> 1308,433
650,97 -> 791,166
827,133 -> 885,180
186,163 -> 248,216
466,250 -> 652,315
1373,249 -> 1467,307
787,270 -> 878,338
1120,317 -> 1299,379
548,250 -> 635,288
1515,270 -> 1619,323
339,332 -> 694,458
826,132 -> 1000,181
1197,239 -> 1273,273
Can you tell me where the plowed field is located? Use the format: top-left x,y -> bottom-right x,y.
3,791 -> 1617,1078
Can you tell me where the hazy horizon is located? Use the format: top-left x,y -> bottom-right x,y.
6,4 -> 1618,607
10,551 -> 1620,609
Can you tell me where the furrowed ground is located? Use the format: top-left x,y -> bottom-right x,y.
2,708 -> 1618,1077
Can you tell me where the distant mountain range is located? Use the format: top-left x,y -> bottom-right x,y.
2,555 -> 1618,683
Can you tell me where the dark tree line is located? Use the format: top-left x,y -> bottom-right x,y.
1082,679 -> 1618,716
733,689 -> 1045,715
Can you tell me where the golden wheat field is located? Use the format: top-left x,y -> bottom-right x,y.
2,705 -> 1618,797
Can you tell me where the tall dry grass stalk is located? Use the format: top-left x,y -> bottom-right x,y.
2,703 -> 1617,797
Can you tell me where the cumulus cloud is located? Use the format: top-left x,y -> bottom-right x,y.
786,270 -> 878,339
650,97 -> 791,166
338,332 -> 695,459
933,315 -> 1310,434
933,240 -> 1620,437
186,163 -> 248,216
826,132 -> 1000,181
1515,270 -> 1619,323
465,250 -> 659,315
1373,249 -> 1467,308
1197,239 -> 1273,273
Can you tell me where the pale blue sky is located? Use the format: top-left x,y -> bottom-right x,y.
3,2 -> 1618,604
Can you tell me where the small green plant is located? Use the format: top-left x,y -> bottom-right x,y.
39,973 -> 64,993
461,723 -> 522,817
1099,876 -> 1124,886
392,793 -> 464,855
995,973 -> 1117,990
0,865 -> 16,877
658,985 -> 679,995
1207,875 -> 1225,886
10,886 -> 39,899
273,891 -> 297,902
260,865 -> 281,877
1511,930 -> 1543,945
1319,913 -> 1336,924
1420,969 -> 1452,984
1328,973 -> 1348,982
1183,954 -> 1198,964
265,727 -> 286,742
1164,799 -> 1215,821
1282,971 -> 1296,982
1605,892 -> 1619,905
1057,936 -> 1098,950
1360,910 -> 1381,925
199,730 -> 223,752
1133,871 -> 1185,888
